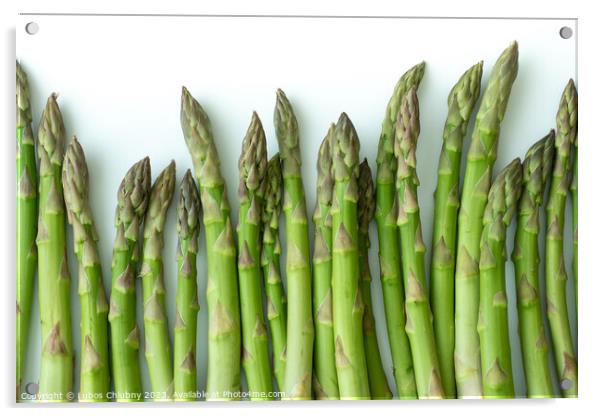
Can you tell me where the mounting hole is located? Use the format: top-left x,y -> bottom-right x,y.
559,26 -> 573,39
25,382 -> 39,395
560,379 -> 573,390
25,22 -> 39,35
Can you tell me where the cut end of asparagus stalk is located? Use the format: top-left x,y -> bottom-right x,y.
274,88 -> 301,177
332,113 -> 361,183
116,156 -> 152,231
483,158 -> 522,229
177,169 -> 201,244
180,86 -> 223,187
358,160 -> 375,235
144,160 -> 176,237
38,93 -> 66,172
238,112 -> 268,201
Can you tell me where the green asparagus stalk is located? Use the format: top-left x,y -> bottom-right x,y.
394,87 -> 443,399
16,62 -> 37,400
141,161 -> 176,400
375,63 -> 424,399
274,89 -> 314,399
174,170 -> 201,401
261,154 -> 287,393
358,160 -> 392,400
237,113 -> 273,399
311,125 -> 339,400
454,42 -> 519,398
512,132 -> 555,398
181,87 -> 241,400
331,113 -> 370,400
62,138 -> 110,401
37,93 -> 73,401
478,158 -> 522,398
545,79 -> 578,398
109,157 -> 150,402
571,136 -> 577,319
430,62 -> 483,399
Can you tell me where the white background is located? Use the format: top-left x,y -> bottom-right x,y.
2,0 -> 601,415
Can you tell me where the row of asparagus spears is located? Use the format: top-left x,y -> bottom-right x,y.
16,40 -> 577,401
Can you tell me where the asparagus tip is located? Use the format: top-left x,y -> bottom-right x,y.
398,86 -> 420,134
263,154 -> 283,230
275,89 -> 291,117
337,112 -> 350,125
38,92 -> 66,164
63,136 -> 89,210
147,160 -> 176,219
358,159 -> 375,232
240,112 -> 268,196
556,79 -> 578,146
273,87 -> 301,177
504,40 -> 519,60
332,112 -> 360,182
177,168 -> 201,241
487,157 -> 523,225
315,124 -> 335,210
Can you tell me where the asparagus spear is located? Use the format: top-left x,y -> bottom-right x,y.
181,87 -> 241,400
478,158 -> 522,398
274,89 -> 314,399
62,138 -> 110,401
16,62 -> 37,399
394,87 -> 443,399
174,170 -> 201,401
375,63 -> 424,399
358,160 -> 392,400
261,154 -> 287,393
331,113 -> 370,400
430,62 -> 483,398
237,113 -> 273,399
571,136 -> 577,319
512,132 -> 555,398
141,161 -> 176,400
545,79 -> 578,398
311,125 -> 339,400
37,94 -> 73,401
109,157 -> 150,401
454,42 -> 519,398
